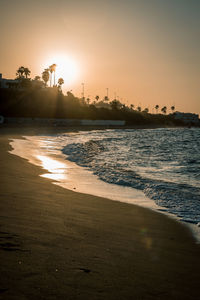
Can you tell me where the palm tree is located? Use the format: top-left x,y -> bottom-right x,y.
49,64 -> 55,86
95,95 -> 99,102
49,65 -> 53,87
49,64 -> 57,86
171,105 -> 175,113
52,64 -> 57,86
58,77 -> 64,90
86,97 -> 90,105
161,106 -> 167,114
110,99 -> 122,110
143,108 -> 149,113
16,66 -> 25,78
110,99 -> 118,110
137,106 -> 141,112
155,105 -> 159,114
24,67 -> 31,78
58,77 -> 64,85
42,69 -> 50,87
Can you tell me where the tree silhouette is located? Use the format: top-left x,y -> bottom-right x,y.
161,106 -> 167,114
130,104 -> 134,110
34,76 -> 41,81
16,66 -> 25,78
49,64 -> 57,86
155,105 -> 159,113
110,99 -> 118,110
94,95 -> 100,104
49,66 -> 53,87
171,105 -> 175,113
67,91 -> 74,97
24,67 -> 31,78
143,108 -> 149,113
110,99 -> 122,110
58,77 -> 64,90
16,66 -> 31,79
52,64 -> 57,86
42,69 -> 50,87
58,77 -> 64,85
137,106 -> 141,112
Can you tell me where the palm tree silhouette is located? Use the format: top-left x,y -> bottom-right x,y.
58,77 -> 64,85
49,64 -> 57,86
16,66 -> 25,78
52,64 -> 57,86
171,106 -> 175,113
161,106 -> 167,114
42,69 -> 50,87
58,77 -> 64,90
110,99 -> 118,110
49,66 -> 53,87
155,105 -> 159,114
24,67 -> 31,78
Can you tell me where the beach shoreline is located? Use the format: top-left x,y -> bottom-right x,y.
10,130 -> 200,244
1,126 -> 200,299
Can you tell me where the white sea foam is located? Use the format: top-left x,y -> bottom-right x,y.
9,128 -> 200,243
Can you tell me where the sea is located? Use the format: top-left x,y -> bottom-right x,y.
10,128 -> 200,241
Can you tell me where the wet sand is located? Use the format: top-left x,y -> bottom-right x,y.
0,127 -> 200,299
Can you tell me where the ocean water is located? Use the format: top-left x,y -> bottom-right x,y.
10,128 -> 200,236
60,128 -> 200,224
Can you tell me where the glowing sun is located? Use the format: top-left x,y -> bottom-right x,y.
43,54 -> 80,86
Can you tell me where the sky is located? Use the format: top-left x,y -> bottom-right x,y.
0,0 -> 199,114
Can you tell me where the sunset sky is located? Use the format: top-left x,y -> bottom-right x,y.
0,0 -> 199,114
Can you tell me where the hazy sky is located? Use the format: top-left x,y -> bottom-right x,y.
0,0 -> 199,114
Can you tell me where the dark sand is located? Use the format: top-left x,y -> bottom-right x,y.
0,127 -> 200,299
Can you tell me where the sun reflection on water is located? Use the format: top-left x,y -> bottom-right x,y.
37,155 -> 68,181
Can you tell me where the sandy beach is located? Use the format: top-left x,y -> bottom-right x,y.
1,127 -> 200,300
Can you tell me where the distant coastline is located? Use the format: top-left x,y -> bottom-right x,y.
1,71 -> 199,128
1,117 -> 193,132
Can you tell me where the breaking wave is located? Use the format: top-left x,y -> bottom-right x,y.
62,128 -> 200,225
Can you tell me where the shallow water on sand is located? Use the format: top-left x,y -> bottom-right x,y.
10,128 -> 200,242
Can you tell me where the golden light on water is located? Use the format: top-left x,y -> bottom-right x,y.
42,53 -> 80,86
37,155 -> 68,181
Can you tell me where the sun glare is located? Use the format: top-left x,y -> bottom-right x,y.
37,155 -> 68,181
42,54 -> 80,86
